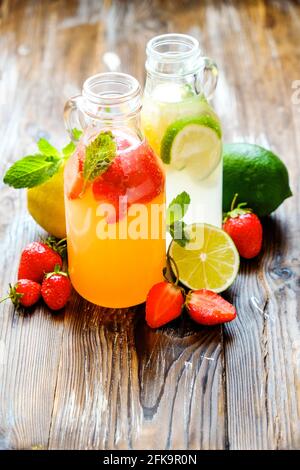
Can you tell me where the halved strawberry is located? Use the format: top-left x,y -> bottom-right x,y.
65,147 -> 85,199
101,157 -> 125,187
121,144 -> 164,204
115,136 -> 131,151
146,281 -> 184,328
92,179 -> 127,223
186,289 -> 236,325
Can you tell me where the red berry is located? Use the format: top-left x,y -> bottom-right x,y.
186,289 -> 236,325
65,146 -> 85,199
0,279 -> 41,309
115,136 -> 131,151
146,281 -> 184,328
223,212 -> 262,259
18,241 -> 63,283
121,144 -> 164,204
101,157 -> 125,187
41,268 -> 72,311
92,179 -> 127,223
222,194 -> 263,259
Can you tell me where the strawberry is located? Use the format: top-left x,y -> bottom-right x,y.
0,279 -> 41,309
186,289 -> 236,325
41,265 -> 72,311
115,136 -> 131,151
18,240 -> 63,283
92,179 -> 127,223
146,281 -> 184,328
93,143 -> 164,222
65,146 -> 85,199
223,193 -> 263,259
101,157 -> 125,187
121,144 -> 164,204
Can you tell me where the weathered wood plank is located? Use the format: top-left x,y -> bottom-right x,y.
48,306 -> 225,450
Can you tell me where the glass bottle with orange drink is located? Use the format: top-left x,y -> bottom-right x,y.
64,73 -> 165,308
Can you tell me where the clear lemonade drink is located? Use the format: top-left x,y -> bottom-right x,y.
141,34 -> 222,227
64,73 -> 165,308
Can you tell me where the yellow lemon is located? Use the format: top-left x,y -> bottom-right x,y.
27,164 -> 66,238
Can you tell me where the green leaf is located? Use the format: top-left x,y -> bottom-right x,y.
62,141 -> 76,157
169,220 -> 190,247
37,138 -> 60,157
3,154 -> 62,188
83,131 -> 117,182
166,191 -> 191,226
72,128 -> 83,140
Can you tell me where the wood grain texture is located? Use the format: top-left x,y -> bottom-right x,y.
0,0 -> 299,450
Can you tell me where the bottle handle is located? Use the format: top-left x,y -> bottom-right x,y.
63,95 -> 84,141
198,56 -> 219,101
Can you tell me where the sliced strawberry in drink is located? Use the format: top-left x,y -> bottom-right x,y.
115,136 -> 131,151
65,147 -> 85,199
101,157 -> 125,187
121,144 -> 164,204
92,178 -> 127,223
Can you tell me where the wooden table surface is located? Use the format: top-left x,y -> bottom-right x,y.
0,0 -> 299,450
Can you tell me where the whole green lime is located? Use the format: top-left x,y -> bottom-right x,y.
223,143 -> 292,216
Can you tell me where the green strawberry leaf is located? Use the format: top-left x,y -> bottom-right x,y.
166,191 -> 190,226
83,131 -> 117,182
37,138 -> 60,157
3,154 -> 62,188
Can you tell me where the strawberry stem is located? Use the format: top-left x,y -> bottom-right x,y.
230,193 -> 239,211
45,264 -> 69,279
42,236 -> 67,257
168,255 -> 180,286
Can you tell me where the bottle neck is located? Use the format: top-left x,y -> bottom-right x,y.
145,33 -> 202,78
80,72 -> 142,131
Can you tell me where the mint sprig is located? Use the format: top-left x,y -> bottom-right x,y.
167,191 -> 191,247
3,129 -> 82,189
83,131 -> 117,182
4,155 -> 61,188
37,138 -> 60,157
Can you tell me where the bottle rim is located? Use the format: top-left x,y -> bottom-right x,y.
82,72 -> 141,108
146,33 -> 201,76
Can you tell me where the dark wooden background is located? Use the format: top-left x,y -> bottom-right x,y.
0,0 -> 299,450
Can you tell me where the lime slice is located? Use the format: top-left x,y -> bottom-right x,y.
160,115 -> 222,179
169,223 -> 239,293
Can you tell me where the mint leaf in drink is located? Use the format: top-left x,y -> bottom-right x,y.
37,138 -> 60,157
3,154 -> 62,188
83,131 -> 117,182
62,141 -> 76,157
72,128 -> 83,141
166,191 -> 190,226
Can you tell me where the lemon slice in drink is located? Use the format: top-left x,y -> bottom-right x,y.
169,223 -> 239,293
161,115 -> 222,179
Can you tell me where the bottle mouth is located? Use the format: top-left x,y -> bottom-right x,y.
146,33 -> 201,76
82,72 -> 141,117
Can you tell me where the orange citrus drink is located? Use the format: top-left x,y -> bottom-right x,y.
64,131 -> 165,308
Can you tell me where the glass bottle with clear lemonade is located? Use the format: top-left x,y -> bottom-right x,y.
141,34 -> 222,227
64,73 -> 165,308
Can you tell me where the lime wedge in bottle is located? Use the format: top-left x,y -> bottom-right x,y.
169,223 -> 239,293
160,115 -> 222,179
